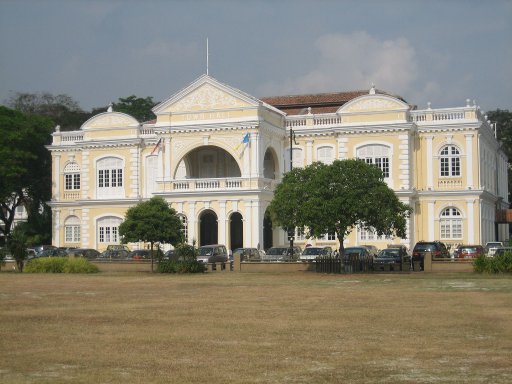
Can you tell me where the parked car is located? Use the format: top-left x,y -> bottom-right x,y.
300,246 -> 333,261
232,248 -> 263,262
38,248 -> 69,257
98,249 -> 130,259
263,246 -> 302,261
412,241 -> 450,270
485,242 -> 503,257
374,247 -> 410,271
106,244 -> 130,252
197,244 -> 228,264
68,248 -> 100,259
453,245 -> 484,259
494,246 -> 512,257
128,249 -> 152,260
361,245 -> 379,259
343,246 -> 372,259
29,245 -> 57,256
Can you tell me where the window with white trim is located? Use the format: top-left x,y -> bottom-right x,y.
295,226 -> 306,241
64,216 -> 81,243
323,231 -> 336,241
358,226 -> 392,241
357,145 -> 390,178
317,146 -> 334,164
97,157 -> 124,198
64,162 -> 81,190
440,207 -> 462,239
97,216 -> 122,244
440,145 -> 460,177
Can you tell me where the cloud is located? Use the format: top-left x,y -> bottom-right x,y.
258,31 -> 418,97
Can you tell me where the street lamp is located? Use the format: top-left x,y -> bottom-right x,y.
288,127 -> 298,255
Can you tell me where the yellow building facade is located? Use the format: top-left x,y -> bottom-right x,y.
47,75 -> 509,252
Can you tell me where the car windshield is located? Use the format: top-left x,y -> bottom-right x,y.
378,250 -> 398,258
267,248 -> 287,255
487,243 -> 502,248
303,248 -> 323,255
415,244 -> 436,251
199,248 -> 214,256
344,248 -> 365,255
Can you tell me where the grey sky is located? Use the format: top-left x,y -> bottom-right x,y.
1,0 -> 511,113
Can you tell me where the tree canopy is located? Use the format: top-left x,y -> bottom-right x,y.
113,95 -> 156,122
488,109 -> 512,201
119,197 -> 183,271
0,106 -> 54,240
268,159 -> 411,254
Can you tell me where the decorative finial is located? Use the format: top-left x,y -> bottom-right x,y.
107,102 -> 113,113
427,102 -> 432,110
55,125 -> 61,133
307,107 -> 312,115
466,99 -> 471,107
369,83 -> 376,95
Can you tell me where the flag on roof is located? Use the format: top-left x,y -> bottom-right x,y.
235,133 -> 250,151
151,138 -> 162,155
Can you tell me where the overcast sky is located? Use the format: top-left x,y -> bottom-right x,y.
1,0 -> 511,114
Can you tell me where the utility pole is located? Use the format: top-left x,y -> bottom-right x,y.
288,127 -> 297,257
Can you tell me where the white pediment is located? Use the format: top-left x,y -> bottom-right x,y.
338,94 -> 409,114
153,75 -> 260,115
81,112 -> 139,130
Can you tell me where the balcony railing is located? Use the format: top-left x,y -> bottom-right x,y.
164,177 -> 277,192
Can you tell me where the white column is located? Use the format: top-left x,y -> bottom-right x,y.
244,200 -> 252,246
252,199 -> 262,249
218,200 -> 227,246
81,208 -> 89,248
54,209 -> 61,246
250,132 -> 260,178
243,139 -> 250,178
465,134 -> 474,189
81,151 -> 89,199
337,137 -> 348,160
306,140 -> 313,165
428,201 -> 435,241
466,199 -> 475,244
54,154 -> 61,200
188,202 -> 197,245
426,136 -> 434,189
164,137 -> 171,180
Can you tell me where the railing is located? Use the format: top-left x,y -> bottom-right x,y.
63,191 -> 81,200
172,178 -> 243,191
61,133 -> 84,143
437,179 -> 463,189
139,127 -> 155,136
410,108 -> 469,124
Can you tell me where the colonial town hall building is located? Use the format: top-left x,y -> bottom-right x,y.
47,74 -> 509,252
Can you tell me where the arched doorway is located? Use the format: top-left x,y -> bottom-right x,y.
230,212 -> 243,251
263,209 -> 273,251
199,210 -> 218,246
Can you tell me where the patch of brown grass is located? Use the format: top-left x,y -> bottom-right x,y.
1,272 -> 511,383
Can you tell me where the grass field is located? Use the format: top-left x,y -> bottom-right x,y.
1,271 -> 511,383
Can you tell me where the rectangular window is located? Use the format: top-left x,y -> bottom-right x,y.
452,158 -> 460,176
99,226 -> 119,243
65,174 -> 81,190
65,226 -> 80,242
99,227 -> 105,243
295,227 -> 305,241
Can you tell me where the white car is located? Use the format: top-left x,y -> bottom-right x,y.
485,242 -> 503,257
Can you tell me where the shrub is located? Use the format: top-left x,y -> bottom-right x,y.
25,257 -> 99,273
157,259 -> 205,274
473,251 -> 512,274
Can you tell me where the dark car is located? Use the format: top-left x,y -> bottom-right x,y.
38,248 -> 69,257
68,248 -> 100,259
453,245 -> 484,259
29,245 -> 57,256
197,244 -> 228,264
374,247 -> 410,271
232,248 -> 262,262
98,249 -> 129,259
128,249 -> 152,260
412,241 -> 449,270
300,246 -> 333,261
263,246 -> 302,261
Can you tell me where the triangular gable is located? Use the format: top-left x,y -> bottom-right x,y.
338,94 -> 409,114
81,112 -> 139,130
153,74 -> 280,115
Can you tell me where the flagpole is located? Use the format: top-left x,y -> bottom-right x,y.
206,38 -> 209,75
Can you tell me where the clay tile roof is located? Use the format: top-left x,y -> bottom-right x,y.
261,90 -> 407,115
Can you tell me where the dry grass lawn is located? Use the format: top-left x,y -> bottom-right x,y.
1,271 -> 511,383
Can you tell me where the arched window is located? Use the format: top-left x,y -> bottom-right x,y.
97,216 -> 122,244
440,207 -> 462,239
64,215 -> 80,243
64,162 -> 81,190
97,157 -> 124,198
317,146 -> 334,164
178,214 -> 188,242
440,145 -> 460,177
357,145 -> 390,178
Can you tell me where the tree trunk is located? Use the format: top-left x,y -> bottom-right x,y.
150,242 -> 154,273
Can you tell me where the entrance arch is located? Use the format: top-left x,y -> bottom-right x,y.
199,210 -> 218,246
229,212 -> 243,251
174,145 -> 241,179
263,209 -> 273,251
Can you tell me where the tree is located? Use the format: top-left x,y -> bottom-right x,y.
113,95 -> 156,122
6,92 -> 89,131
488,109 -> 512,201
6,226 -> 29,272
268,159 -> 411,254
0,106 -> 53,240
118,197 -> 183,272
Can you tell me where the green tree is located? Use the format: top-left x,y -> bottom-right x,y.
113,95 -> 156,122
6,92 -> 89,131
268,159 -> 411,254
488,109 -> 512,201
119,197 -> 183,272
6,226 -> 29,272
0,106 -> 53,240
